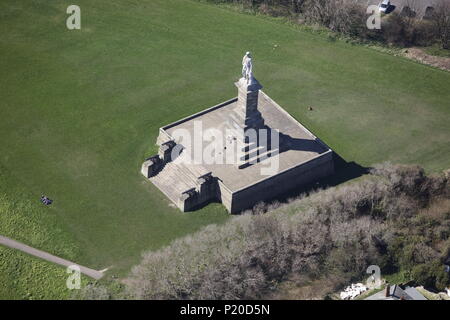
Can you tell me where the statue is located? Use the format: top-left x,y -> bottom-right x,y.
237,51 -> 261,91
241,52 -> 253,84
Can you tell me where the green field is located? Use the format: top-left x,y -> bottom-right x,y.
0,0 -> 449,298
0,247 -> 90,300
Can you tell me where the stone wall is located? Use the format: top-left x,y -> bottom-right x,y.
178,173 -> 219,211
228,151 -> 334,213
217,180 -> 234,212
141,155 -> 163,178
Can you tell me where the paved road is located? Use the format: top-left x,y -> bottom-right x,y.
0,235 -> 104,280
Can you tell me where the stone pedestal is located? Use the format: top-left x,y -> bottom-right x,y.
158,140 -> 176,162
141,155 -> 162,178
233,77 -> 264,131
231,77 -> 266,168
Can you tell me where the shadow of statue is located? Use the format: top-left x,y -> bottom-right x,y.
243,149 -> 371,213
278,131 -> 327,154
242,126 -> 328,166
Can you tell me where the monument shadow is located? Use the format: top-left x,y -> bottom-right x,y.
245,151 -> 370,213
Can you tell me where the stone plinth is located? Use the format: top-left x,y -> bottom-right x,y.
141,155 -> 163,178
142,79 -> 335,213
158,140 -> 176,162
231,77 -> 267,168
233,77 -> 264,132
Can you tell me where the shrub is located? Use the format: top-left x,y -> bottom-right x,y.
197,0 -> 447,50
81,163 -> 450,299
411,260 -> 450,291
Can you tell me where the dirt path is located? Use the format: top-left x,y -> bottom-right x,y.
0,235 -> 104,280
403,48 -> 450,72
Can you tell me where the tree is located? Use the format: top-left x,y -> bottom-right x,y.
432,0 -> 450,49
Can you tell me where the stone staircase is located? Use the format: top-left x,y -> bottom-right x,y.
225,95 -> 276,169
226,121 -> 275,169
149,159 -> 210,205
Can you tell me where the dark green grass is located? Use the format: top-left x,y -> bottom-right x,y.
0,0 -> 449,297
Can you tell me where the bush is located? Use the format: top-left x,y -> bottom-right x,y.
81,164 -> 450,299
197,0 -> 448,50
411,260 -> 450,291
371,162 -> 448,205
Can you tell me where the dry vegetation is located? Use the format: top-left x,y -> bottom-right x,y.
201,0 -> 450,50
78,163 -> 450,299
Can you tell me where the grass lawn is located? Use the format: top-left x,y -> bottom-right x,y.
0,0 -> 449,298
0,246 -> 89,300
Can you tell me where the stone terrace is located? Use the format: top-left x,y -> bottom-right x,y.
162,91 -> 329,192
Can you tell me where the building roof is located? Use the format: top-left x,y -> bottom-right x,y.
365,285 -> 427,300
404,286 -> 427,300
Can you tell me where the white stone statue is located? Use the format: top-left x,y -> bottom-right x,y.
242,52 -> 253,84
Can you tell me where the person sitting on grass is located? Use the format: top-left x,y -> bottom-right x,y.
40,195 -> 53,205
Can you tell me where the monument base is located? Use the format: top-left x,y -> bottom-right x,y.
142,89 -> 334,213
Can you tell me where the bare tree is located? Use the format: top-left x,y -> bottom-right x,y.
401,0 -> 424,18
398,0 -> 426,45
302,0 -> 365,35
432,0 -> 450,49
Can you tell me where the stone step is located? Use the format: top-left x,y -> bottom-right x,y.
238,144 -> 266,161
150,163 -> 194,202
238,147 -> 277,169
149,159 -> 210,204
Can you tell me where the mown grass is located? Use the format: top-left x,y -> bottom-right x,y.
0,168 -> 80,259
0,0 -> 449,298
0,167 -> 90,299
0,246 -> 89,300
